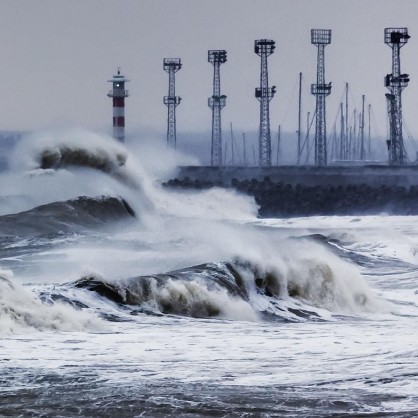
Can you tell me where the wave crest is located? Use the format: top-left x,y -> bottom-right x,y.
75,263 -> 258,322
39,144 -> 127,173
70,253 -> 383,322
0,196 -> 135,241
0,275 -> 104,334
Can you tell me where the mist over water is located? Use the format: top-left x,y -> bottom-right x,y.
1,129 -> 418,417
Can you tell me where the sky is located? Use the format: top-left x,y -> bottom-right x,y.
1,0 -> 418,159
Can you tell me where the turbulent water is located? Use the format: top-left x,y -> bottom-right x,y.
1,130 -> 418,417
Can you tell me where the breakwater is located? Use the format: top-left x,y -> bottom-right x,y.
173,165 -> 418,187
164,165 -> 418,217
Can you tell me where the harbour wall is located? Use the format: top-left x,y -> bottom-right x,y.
174,165 -> 418,187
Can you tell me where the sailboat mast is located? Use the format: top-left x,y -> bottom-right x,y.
340,102 -> 344,160
345,82 -> 349,160
368,103 -> 371,159
297,72 -> 302,164
353,108 -> 357,159
242,132 -> 247,166
230,122 -> 234,166
360,95 -> 365,160
224,141 -> 228,165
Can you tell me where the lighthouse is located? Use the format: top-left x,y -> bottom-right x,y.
107,68 -> 129,142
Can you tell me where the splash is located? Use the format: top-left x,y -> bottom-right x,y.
70,244 -> 384,323
235,238 -> 385,314
0,271 -> 104,334
10,128 -> 127,173
0,128 -> 386,323
74,263 -> 258,322
0,129 -> 153,217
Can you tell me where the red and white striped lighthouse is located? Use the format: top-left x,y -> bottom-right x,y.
107,68 -> 129,142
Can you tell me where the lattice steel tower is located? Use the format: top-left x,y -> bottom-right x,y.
311,29 -> 332,166
384,28 -> 410,165
208,50 -> 227,166
254,39 -> 276,167
163,58 -> 182,148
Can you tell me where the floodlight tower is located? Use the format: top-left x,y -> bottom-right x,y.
254,39 -> 276,167
384,28 -> 410,165
163,58 -> 182,148
311,29 -> 332,166
385,93 -> 397,158
107,68 -> 129,142
208,50 -> 227,166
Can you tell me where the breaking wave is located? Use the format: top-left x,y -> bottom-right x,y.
0,129 -> 157,219
0,196 -> 135,243
39,144 -> 126,173
29,253 -> 385,327
0,129 -> 388,332
0,272 -> 104,334
11,129 -> 127,174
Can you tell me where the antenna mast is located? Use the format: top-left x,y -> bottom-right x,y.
255,39 -> 276,167
311,29 -> 332,166
384,27 -> 410,165
163,58 -> 182,148
305,111 -> 311,164
208,50 -> 227,166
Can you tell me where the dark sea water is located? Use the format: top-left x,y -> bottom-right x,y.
1,130 -> 418,417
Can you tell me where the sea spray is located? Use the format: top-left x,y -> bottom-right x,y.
0,128 -> 154,217
0,129 -> 385,319
127,131 -> 199,181
74,263 -> 259,322
233,238 -> 386,315
0,270 -> 104,334
70,242 -> 385,322
9,128 -> 127,173
153,186 -> 258,221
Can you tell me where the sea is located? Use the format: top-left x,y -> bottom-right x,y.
0,129 -> 417,417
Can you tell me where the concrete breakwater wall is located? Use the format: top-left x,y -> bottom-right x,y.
165,165 -> 418,217
174,165 -> 418,187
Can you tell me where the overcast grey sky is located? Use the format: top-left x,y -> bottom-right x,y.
1,0 -> 418,144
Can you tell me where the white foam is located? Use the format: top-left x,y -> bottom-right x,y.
0,273 -> 104,334
150,277 -> 259,322
0,129 -> 388,318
